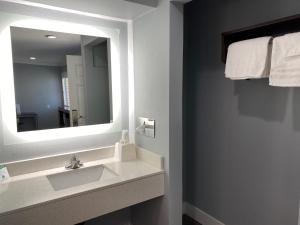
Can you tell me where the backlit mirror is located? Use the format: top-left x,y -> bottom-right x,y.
10,27 -> 113,132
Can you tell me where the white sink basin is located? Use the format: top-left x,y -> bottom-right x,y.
47,165 -> 117,191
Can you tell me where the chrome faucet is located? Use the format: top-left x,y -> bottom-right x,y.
65,155 -> 83,169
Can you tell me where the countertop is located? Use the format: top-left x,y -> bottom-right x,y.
0,158 -> 164,217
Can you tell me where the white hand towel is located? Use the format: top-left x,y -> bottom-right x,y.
269,32 -> 300,87
225,37 -> 272,80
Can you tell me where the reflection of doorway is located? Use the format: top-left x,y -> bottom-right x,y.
81,37 -> 112,125
66,55 -> 86,126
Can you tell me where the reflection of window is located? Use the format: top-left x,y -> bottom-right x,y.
62,77 -> 70,110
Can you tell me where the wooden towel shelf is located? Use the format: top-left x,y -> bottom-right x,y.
221,14 -> 300,63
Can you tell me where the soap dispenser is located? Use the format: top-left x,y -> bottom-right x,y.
120,130 -> 129,144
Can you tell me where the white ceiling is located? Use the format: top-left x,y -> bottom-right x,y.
11,27 -> 83,66
22,0 -> 156,20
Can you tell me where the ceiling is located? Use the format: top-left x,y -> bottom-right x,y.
22,0 -> 157,20
124,0 -> 157,7
11,27 -> 82,66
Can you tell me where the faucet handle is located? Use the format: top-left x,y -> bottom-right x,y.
71,155 -> 78,162
65,154 -> 82,169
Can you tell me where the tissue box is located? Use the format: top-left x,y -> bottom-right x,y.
114,143 -> 136,162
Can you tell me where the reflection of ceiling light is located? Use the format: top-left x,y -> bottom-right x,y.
45,35 -> 56,39
29,57 -> 36,60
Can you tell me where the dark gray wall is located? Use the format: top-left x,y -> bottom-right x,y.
13,63 -> 63,130
184,1 -> 300,225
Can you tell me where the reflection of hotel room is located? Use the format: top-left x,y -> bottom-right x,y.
12,27 -> 111,132
14,63 -> 71,132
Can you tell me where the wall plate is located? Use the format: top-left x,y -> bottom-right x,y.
136,117 -> 155,138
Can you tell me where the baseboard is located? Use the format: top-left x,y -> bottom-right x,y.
183,202 -> 225,225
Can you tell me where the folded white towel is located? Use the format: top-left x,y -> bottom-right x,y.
269,32 -> 300,87
225,37 -> 272,80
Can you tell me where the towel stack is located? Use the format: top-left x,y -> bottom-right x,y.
225,32 -> 300,87
225,37 -> 272,80
269,32 -> 300,86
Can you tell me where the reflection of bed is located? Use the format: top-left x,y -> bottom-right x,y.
58,107 -> 70,128
17,113 -> 38,132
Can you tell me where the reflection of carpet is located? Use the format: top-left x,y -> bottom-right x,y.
183,214 -> 202,225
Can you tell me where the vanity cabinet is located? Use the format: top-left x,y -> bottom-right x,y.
0,173 -> 164,225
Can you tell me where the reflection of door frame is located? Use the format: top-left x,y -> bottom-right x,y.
66,55 -> 87,127
106,39 -> 113,122
81,37 -> 113,124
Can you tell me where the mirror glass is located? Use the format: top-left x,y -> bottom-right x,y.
10,27 -> 113,132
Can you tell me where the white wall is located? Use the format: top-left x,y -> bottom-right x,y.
131,2 -> 170,224
131,0 -> 184,225
169,2 -> 184,225
0,2 -> 129,163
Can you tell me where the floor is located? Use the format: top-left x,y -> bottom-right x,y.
76,214 -> 201,225
182,214 -> 202,225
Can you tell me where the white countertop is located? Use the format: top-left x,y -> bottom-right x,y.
0,158 -> 164,217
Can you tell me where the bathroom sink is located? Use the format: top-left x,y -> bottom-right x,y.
47,165 -> 117,191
